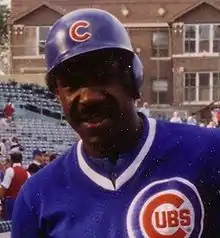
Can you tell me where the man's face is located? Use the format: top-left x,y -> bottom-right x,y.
35,154 -> 43,163
42,155 -> 50,164
55,51 -> 134,150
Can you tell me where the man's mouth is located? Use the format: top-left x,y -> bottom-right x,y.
80,114 -> 111,129
82,117 -> 108,129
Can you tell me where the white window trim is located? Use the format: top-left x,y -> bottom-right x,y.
183,71 -> 220,104
210,72 -> 213,101
150,104 -> 171,107
183,23 -> 220,55
150,57 -> 171,60
124,23 -> 168,28
182,101 -> 213,105
172,53 -> 220,58
12,55 -> 45,60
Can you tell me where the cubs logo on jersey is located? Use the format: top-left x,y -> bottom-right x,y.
69,20 -> 92,42
127,177 -> 204,238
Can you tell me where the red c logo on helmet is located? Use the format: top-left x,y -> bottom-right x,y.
69,20 -> 92,42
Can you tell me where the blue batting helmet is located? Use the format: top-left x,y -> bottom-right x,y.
45,8 -> 143,90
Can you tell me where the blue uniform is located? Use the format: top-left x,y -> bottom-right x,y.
12,114 -> 220,237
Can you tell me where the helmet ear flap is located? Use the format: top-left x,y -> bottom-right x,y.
45,70 -> 58,94
123,54 -> 143,100
132,54 -> 144,89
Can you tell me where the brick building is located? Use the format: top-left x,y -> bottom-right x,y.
8,0 -> 220,111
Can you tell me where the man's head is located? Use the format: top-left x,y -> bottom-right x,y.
10,152 -> 22,164
45,8 -> 144,154
143,102 -> 149,108
11,137 -> 18,143
173,111 -> 179,117
49,153 -> 57,162
41,151 -> 50,165
33,149 -> 43,163
192,113 -> 196,119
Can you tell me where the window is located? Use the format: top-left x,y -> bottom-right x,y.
152,91 -> 169,104
184,72 -> 220,103
199,25 -> 210,52
37,26 -> 51,55
213,73 -> 220,100
198,73 -> 210,101
152,31 -> 169,57
184,25 -> 196,53
152,78 -> 169,104
184,24 -> 220,53
23,27 -> 38,56
213,25 -> 220,52
184,73 -> 196,101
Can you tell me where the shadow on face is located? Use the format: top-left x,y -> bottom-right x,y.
52,49 -> 138,150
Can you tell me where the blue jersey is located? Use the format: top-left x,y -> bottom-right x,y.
12,115 -> 220,238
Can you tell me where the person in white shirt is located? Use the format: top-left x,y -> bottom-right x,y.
139,102 -> 150,117
0,140 -> 7,160
207,121 -> 216,128
187,113 -> 197,126
10,137 -> 23,154
199,123 -> 206,127
170,111 -> 183,124
0,117 -> 10,129
0,153 -> 29,220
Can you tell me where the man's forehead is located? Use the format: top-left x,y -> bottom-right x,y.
60,54 -> 122,74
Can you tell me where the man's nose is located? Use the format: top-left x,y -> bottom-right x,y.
78,88 -> 105,106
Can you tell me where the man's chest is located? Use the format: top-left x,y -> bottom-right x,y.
40,173 -> 214,238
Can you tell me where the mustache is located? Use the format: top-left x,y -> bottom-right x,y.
69,92 -> 120,123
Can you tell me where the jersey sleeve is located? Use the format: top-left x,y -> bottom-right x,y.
1,167 -> 14,189
12,188 -> 39,238
205,131 -> 220,233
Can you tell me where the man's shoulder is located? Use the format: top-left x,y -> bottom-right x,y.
154,119 -> 220,157
4,167 -> 13,174
157,119 -> 219,138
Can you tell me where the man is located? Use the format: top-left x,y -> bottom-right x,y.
10,137 -> 23,154
0,117 -> 10,130
0,157 -> 11,183
49,153 -> 57,163
139,102 -> 150,117
0,139 -> 7,160
0,153 -> 28,220
40,151 -> 51,168
12,9 -> 220,237
170,111 -> 183,123
3,98 -> 15,120
187,113 -> 197,126
27,149 -> 43,175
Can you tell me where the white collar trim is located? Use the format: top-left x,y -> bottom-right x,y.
12,163 -> 22,167
77,117 -> 157,191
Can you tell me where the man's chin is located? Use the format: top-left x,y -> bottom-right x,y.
72,118 -> 121,151
82,133 -> 119,155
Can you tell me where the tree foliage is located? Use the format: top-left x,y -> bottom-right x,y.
0,5 -> 10,46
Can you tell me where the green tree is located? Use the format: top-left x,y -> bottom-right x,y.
0,5 -> 10,46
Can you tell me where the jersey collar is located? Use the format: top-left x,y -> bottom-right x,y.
77,116 -> 156,191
